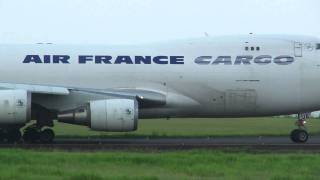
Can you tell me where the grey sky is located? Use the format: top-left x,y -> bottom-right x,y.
0,0 -> 319,44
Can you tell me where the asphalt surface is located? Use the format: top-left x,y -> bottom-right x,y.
54,135 -> 320,145
1,136 -> 320,151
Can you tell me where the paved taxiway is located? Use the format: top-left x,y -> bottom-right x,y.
0,136 -> 320,151
55,135 -> 320,145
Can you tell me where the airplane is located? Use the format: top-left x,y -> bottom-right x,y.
0,34 -> 319,143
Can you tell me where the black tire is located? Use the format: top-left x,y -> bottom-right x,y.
0,130 -> 6,143
6,129 -> 21,143
290,129 -> 300,142
23,128 -> 39,143
296,129 -> 309,143
39,129 -> 55,144
291,129 -> 309,143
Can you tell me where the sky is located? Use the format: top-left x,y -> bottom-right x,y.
0,0 -> 319,44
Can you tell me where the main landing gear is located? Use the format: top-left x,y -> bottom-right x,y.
0,128 -> 22,143
23,124 -> 55,144
290,113 -> 310,143
21,103 -> 56,144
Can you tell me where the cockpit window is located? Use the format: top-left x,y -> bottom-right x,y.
317,43 -> 320,50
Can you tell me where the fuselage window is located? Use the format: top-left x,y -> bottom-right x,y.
316,43 -> 320,50
245,46 -> 261,51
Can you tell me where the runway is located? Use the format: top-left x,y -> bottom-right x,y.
1,136 -> 320,151
56,135 -> 320,145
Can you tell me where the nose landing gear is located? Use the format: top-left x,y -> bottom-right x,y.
290,113 -> 310,143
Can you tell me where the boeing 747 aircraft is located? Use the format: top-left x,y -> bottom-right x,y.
0,35 -> 319,143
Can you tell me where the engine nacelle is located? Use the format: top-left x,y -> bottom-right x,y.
58,99 -> 138,132
0,90 -> 31,125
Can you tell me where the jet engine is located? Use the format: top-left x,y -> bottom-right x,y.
0,90 -> 31,125
57,99 -> 138,132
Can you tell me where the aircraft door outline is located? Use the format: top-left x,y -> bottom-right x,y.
294,42 -> 303,57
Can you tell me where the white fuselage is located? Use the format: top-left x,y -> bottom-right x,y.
1,35 -> 320,118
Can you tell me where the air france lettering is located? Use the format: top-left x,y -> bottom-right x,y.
23,55 -> 294,65
23,55 -> 185,64
23,55 -> 71,64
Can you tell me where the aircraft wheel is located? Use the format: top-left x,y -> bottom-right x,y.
290,129 -> 300,142
23,127 -> 39,143
291,129 -> 309,143
0,130 -> 6,143
39,129 -> 55,143
6,129 -> 22,143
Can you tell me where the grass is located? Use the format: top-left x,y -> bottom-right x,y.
10,118 -> 320,179
0,149 -> 319,180
52,117 -> 320,138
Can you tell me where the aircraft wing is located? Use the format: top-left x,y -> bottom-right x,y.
0,83 -> 70,95
0,83 -> 166,108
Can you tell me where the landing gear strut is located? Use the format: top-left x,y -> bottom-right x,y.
23,124 -> 55,144
290,113 -> 310,143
